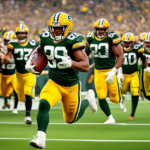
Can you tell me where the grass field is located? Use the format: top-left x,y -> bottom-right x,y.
0,94 -> 150,150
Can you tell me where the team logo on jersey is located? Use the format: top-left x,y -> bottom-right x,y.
66,15 -> 72,21
32,54 -> 37,59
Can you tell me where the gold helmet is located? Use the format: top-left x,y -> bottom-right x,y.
48,12 -> 73,41
3,31 -> 15,45
122,32 -> 135,50
143,33 -> 150,50
15,24 -> 29,43
94,18 -> 109,39
140,32 -> 146,41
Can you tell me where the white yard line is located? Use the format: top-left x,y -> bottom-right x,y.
0,122 -> 150,125
0,138 -> 150,142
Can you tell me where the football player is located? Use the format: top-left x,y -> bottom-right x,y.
0,31 -> 19,113
85,18 -> 125,124
117,32 -> 147,120
141,33 -> 150,100
2,24 -> 39,124
26,12 -> 97,149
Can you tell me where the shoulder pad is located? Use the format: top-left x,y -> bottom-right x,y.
40,31 -> 50,38
67,33 -> 83,40
29,40 -> 36,46
132,44 -> 141,49
108,32 -> 121,44
9,39 -> 17,43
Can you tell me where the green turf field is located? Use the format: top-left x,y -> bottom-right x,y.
0,95 -> 150,150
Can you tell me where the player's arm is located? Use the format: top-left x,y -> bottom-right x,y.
85,44 -> 92,56
137,53 -> 148,68
112,44 -> 124,69
2,49 -> 13,64
71,49 -> 89,72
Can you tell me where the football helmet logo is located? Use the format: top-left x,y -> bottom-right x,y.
15,24 -> 29,43
48,12 -> 73,41
94,18 -> 109,39
122,32 -> 135,50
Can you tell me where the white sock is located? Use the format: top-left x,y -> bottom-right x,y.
108,114 -> 114,119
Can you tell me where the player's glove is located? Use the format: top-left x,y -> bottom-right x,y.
57,56 -> 72,69
144,67 -> 150,72
117,73 -> 124,90
105,67 -> 118,84
25,56 -> 40,74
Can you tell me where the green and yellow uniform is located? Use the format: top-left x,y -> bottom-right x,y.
1,46 -> 16,97
86,32 -> 121,103
7,39 -> 39,102
122,44 -> 144,96
39,31 -> 85,123
143,47 -> 150,96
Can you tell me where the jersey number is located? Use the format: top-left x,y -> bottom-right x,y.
1,64 -> 15,69
123,53 -> 137,65
14,48 -> 33,60
44,46 -> 68,68
90,43 -> 109,58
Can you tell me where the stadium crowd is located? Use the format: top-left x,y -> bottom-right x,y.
0,0 -> 150,40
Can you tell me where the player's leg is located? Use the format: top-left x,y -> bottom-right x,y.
59,82 -> 97,123
11,74 -> 18,113
1,74 -> 14,109
143,72 -> 150,96
24,73 -> 36,124
119,74 -> 130,112
94,69 -> 114,124
30,79 -> 62,149
129,72 -> 140,120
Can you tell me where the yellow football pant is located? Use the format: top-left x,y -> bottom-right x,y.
1,74 -> 16,97
94,68 -> 121,103
16,71 -> 36,102
143,71 -> 150,96
122,71 -> 139,96
0,73 -> 2,96
40,79 -> 81,123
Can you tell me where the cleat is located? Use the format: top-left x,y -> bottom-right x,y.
104,115 -> 115,124
2,103 -> 11,109
30,131 -> 46,149
120,96 -> 127,112
12,109 -> 18,114
85,89 -> 97,113
24,116 -> 32,125
128,116 -> 134,120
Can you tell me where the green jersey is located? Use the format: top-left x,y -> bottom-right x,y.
122,44 -> 144,74
144,47 -> 150,67
39,31 -> 86,86
1,45 -> 16,75
86,32 -> 121,69
7,40 -> 39,74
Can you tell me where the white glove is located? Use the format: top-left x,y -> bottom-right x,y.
117,73 -> 124,90
105,67 -> 118,84
145,67 -> 150,72
25,56 -> 40,74
57,57 -> 72,69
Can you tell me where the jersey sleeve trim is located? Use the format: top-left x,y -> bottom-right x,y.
138,47 -> 144,53
86,40 -> 90,46
72,42 -> 86,50
113,37 -> 121,44
38,37 -> 41,45
7,43 -> 14,50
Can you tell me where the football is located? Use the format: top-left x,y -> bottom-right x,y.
31,52 -> 48,74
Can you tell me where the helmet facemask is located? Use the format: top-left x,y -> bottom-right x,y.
49,24 -> 68,41
122,41 -> 134,50
16,32 -> 28,43
4,39 -> 9,46
95,27 -> 109,39
144,41 -> 150,50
